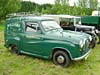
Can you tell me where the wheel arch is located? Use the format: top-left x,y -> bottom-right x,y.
50,47 -> 73,60
8,43 -> 18,49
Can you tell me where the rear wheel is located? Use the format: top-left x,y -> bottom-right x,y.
10,45 -> 20,55
53,50 -> 71,67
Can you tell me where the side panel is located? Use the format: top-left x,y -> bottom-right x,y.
81,16 -> 98,25
4,19 -> 23,50
38,39 -> 80,59
81,16 -> 99,28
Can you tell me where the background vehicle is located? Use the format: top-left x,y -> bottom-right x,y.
81,16 -> 100,30
81,10 -> 100,44
42,15 -> 96,48
4,15 -> 92,67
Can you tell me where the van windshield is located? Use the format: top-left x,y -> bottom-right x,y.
41,20 -> 62,31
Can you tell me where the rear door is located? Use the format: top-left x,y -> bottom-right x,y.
6,20 -> 22,48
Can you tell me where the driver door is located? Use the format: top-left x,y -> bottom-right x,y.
22,22 -> 44,55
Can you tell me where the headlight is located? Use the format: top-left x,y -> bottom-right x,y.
79,39 -> 86,48
89,36 -> 92,41
79,40 -> 84,48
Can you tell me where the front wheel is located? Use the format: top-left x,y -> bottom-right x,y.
53,50 -> 71,67
89,37 -> 96,48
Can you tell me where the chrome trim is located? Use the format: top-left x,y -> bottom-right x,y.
57,55 -> 65,63
52,47 -> 73,60
72,49 -> 91,61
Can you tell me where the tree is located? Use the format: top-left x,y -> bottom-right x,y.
51,0 -> 70,14
76,0 -> 96,16
39,4 -> 52,13
0,0 -> 21,19
60,0 -> 70,14
51,0 -> 61,14
78,0 -> 88,8
19,1 -> 37,12
89,0 -> 98,9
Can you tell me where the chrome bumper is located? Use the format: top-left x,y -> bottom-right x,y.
72,49 -> 91,61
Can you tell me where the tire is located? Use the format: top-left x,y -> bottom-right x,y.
11,46 -> 20,55
53,50 -> 71,67
85,32 -> 96,48
90,37 -> 96,48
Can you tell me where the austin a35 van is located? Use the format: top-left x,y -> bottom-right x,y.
4,16 -> 92,67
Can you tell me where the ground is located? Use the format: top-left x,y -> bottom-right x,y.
0,26 -> 100,75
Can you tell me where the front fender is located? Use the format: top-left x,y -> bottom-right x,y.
48,41 -> 80,59
85,31 -> 96,37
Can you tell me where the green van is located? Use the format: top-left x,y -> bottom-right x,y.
4,16 -> 92,67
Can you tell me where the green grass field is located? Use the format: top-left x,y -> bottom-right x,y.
0,24 -> 100,75
0,21 -> 4,31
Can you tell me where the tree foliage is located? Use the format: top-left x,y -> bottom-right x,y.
19,1 -> 52,14
18,1 -> 39,12
0,0 -> 99,20
50,0 -> 70,14
50,0 -> 97,16
18,0 -> 98,16
0,0 -> 21,19
89,0 -> 98,9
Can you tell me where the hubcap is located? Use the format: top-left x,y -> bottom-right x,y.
57,55 -> 65,64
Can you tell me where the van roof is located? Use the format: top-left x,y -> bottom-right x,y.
6,16 -> 54,22
42,14 -> 80,18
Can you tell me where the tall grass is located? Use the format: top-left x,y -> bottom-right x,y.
0,20 -> 5,31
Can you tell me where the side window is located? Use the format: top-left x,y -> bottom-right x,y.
25,22 -> 40,32
60,18 -> 74,27
60,21 -> 73,27
7,22 -> 21,32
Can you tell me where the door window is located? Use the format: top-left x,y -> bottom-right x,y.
25,22 -> 40,32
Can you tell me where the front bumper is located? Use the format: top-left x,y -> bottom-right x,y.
72,49 -> 91,61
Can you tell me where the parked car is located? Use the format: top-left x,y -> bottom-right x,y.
81,16 -> 100,44
42,15 -> 97,48
81,16 -> 100,30
4,16 -> 92,67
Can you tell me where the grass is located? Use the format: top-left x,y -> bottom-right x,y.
0,26 -> 4,31
0,21 -> 4,31
0,25 -> 100,75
